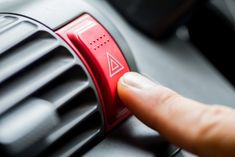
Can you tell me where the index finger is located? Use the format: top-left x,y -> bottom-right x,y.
118,72 -> 235,157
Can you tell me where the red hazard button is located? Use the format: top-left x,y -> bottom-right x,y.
56,14 -> 130,129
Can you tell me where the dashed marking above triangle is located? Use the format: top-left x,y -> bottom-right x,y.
107,52 -> 124,77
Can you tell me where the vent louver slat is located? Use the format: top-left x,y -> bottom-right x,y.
48,105 -> 97,143
0,32 -> 59,83
0,14 -> 104,157
0,20 -> 38,55
0,16 -> 17,30
35,66 -> 89,108
42,112 -> 102,157
0,47 -> 75,114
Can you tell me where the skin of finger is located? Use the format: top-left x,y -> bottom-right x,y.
117,77 -> 235,157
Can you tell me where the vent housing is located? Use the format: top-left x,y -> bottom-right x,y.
0,14 -> 104,157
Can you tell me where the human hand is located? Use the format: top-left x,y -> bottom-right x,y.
118,72 -> 235,157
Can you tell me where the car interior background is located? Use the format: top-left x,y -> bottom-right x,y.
0,0 -> 235,157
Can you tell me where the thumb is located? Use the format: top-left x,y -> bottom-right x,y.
117,72 -> 235,157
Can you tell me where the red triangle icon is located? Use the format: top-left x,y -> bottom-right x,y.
107,52 -> 124,77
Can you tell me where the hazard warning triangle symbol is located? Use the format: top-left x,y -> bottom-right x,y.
106,52 -> 124,77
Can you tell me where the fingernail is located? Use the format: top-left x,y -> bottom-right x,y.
120,72 -> 157,90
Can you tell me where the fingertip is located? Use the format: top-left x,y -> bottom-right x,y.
117,72 -> 129,101
117,72 -> 161,123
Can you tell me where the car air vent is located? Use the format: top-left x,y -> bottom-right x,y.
0,15 -> 104,157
